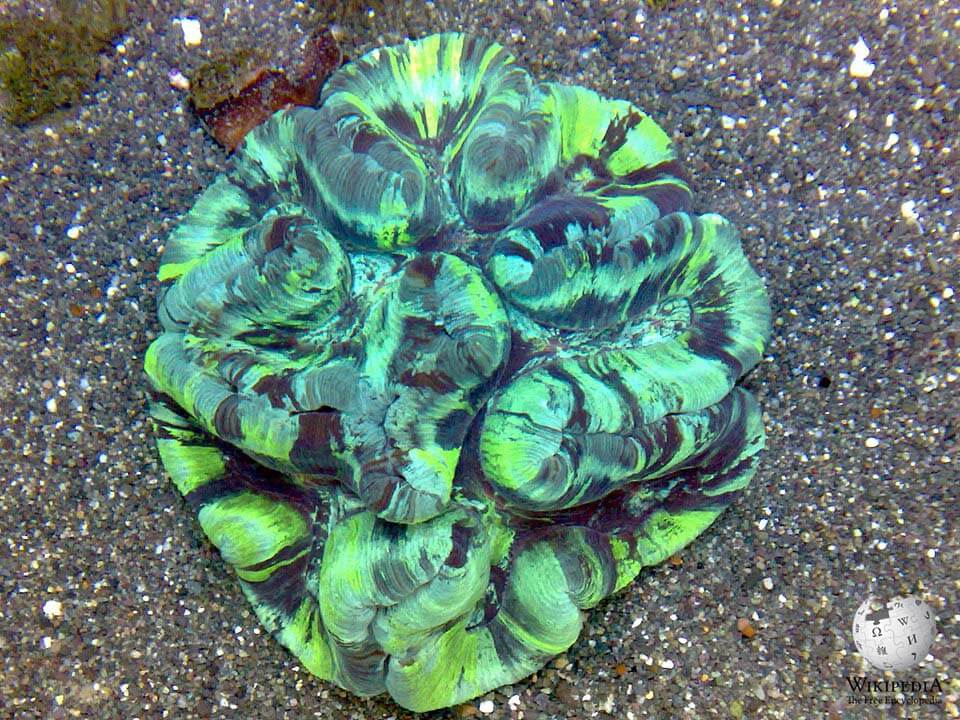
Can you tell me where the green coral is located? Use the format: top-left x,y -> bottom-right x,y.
146,32 -> 772,712
0,0 -> 126,125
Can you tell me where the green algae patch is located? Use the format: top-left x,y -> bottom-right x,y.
0,0 -> 127,125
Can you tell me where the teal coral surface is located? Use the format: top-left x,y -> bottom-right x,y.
145,32 -> 771,711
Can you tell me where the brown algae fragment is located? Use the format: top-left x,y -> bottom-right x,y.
188,25 -> 341,152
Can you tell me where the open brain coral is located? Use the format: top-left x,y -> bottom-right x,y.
146,32 -> 771,712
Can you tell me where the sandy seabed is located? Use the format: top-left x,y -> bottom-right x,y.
0,1 -> 957,718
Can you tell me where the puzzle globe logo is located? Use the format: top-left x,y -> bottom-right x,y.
846,595 -> 943,709
852,595 -> 936,671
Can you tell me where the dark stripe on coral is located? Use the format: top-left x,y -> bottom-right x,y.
599,111 -> 644,158
351,127 -> 379,154
620,160 -> 687,186
400,369 -> 459,393
640,417 -> 684,477
599,183 -> 692,216
378,103 -> 420,141
213,394 -> 243,441
544,364 -> 588,430
466,197 -> 516,233
289,410 -> 343,473
515,195 -> 610,251
242,552 -> 311,618
686,321 -> 743,376
252,373 -> 296,409
446,522 -> 472,569
435,408 -> 474,451
700,452 -> 757,494
487,611 -> 538,669
293,157 -> 322,215
264,215 -> 307,252
241,537 -> 312,574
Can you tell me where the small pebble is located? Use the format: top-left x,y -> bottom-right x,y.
478,700 -> 494,714
168,70 -> 190,91
729,699 -> 745,719
42,599 -> 63,620
900,200 -> 920,223
737,618 -> 756,639
864,437 -> 880,448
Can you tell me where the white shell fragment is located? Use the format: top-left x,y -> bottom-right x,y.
174,17 -> 203,47
849,37 -> 875,79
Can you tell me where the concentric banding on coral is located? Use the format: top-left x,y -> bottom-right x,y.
146,30 -> 772,713
479,213 -> 770,511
